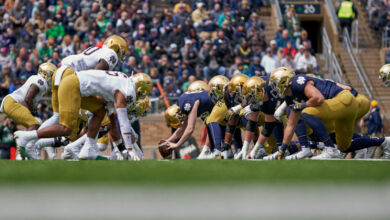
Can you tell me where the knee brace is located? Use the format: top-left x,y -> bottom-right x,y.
261,121 -> 278,137
245,120 -> 258,132
226,123 -> 236,133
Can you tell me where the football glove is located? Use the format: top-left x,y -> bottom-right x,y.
225,105 -> 242,121
291,102 -> 307,112
243,105 -> 253,118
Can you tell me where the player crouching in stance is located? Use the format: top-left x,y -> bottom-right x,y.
162,81 -> 220,158
269,67 -> 358,159
59,97 -> 150,160
0,62 -> 57,159
14,71 -> 152,160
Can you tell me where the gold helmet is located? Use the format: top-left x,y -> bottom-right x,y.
38,62 -> 57,82
269,67 -> 295,98
379,64 -> 390,87
104,35 -> 128,61
165,105 -> 185,128
208,75 -> 229,103
187,80 -> 209,93
128,96 -> 150,117
132,73 -> 153,99
228,74 -> 249,103
242,76 -> 266,105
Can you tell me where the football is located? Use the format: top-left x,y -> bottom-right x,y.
158,140 -> 173,158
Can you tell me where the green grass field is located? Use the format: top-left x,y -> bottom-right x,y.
1,160 -> 389,185
1,160 -> 390,219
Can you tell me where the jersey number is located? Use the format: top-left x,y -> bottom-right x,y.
83,47 -> 101,55
105,71 -> 129,78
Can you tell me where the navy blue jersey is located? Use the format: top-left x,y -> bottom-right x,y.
249,76 -> 282,115
178,91 -> 215,120
349,86 -> 358,97
225,90 -> 237,109
286,74 -> 343,105
261,76 -> 282,115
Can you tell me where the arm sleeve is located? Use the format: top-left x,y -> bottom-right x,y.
116,107 -> 134,149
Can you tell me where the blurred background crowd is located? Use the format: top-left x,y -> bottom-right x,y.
0,0 -> 322,113
366,0 -> 390,32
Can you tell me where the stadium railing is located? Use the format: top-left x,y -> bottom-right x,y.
322,27 -> 345,84
271,0 -> 283,25
351,20 -> 359,53
342,28 -> 374,99
382,27 -> 390,48
325,0 -> 339,35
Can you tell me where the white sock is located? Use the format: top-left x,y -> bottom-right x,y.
44,147 -> 56,160
242,141 -> 250,151
26,130 -> 38,141
253,142 -> 264,150
35,138 -> 55,149
97,143 -> 107,151
85,137 -> 96,146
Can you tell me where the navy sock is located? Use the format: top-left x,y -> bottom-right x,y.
347,135 -> 385,152
295,119 -> 309,147
289,141 -> 300,154
206,122 -> 224,151
308,141 -> 318,149
301,113 -> 334,147
232,129 -> 243,151
272,121 -> 284,143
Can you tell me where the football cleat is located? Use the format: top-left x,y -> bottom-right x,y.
285,147 -> 313,160
311,147 -> 343,160
203,149 -> 221,159
44,147 -> 56,160
221,148 -> 234,159
79,141 -> 105,160
249,144 -> 267,159
17,146 -> 27,160
14,131 -> 38,160
262,151 -> 280,160
197,145 -> 210,159
128,149 -> 141,161
234,144 -> 249,160
381,137 -> 390,159
26,140 -> 41,160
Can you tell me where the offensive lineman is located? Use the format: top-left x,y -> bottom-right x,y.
14,71 -> 152,160
0,62 -> 57,159
23,35 -> 128,159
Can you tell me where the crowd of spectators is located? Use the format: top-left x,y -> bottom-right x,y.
0,0 -> 319,114
365,0 -> 390,33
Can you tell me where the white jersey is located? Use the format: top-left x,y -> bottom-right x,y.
61,46 -> 118,71
76,70 -> 136,108
0,75 -> 48,111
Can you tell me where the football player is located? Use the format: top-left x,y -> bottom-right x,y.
163,81 -> 220,157
31,35 -> 128,158
14,71 -> 152,160
59,97 -> 150,160
379,64 -> 390,87
203,75 -> 245,159
218,74 -> 250,158
0,62 -> 57,159
237,76 -> 292,160
269,67 -> 358,159
282,82 -> 390,159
